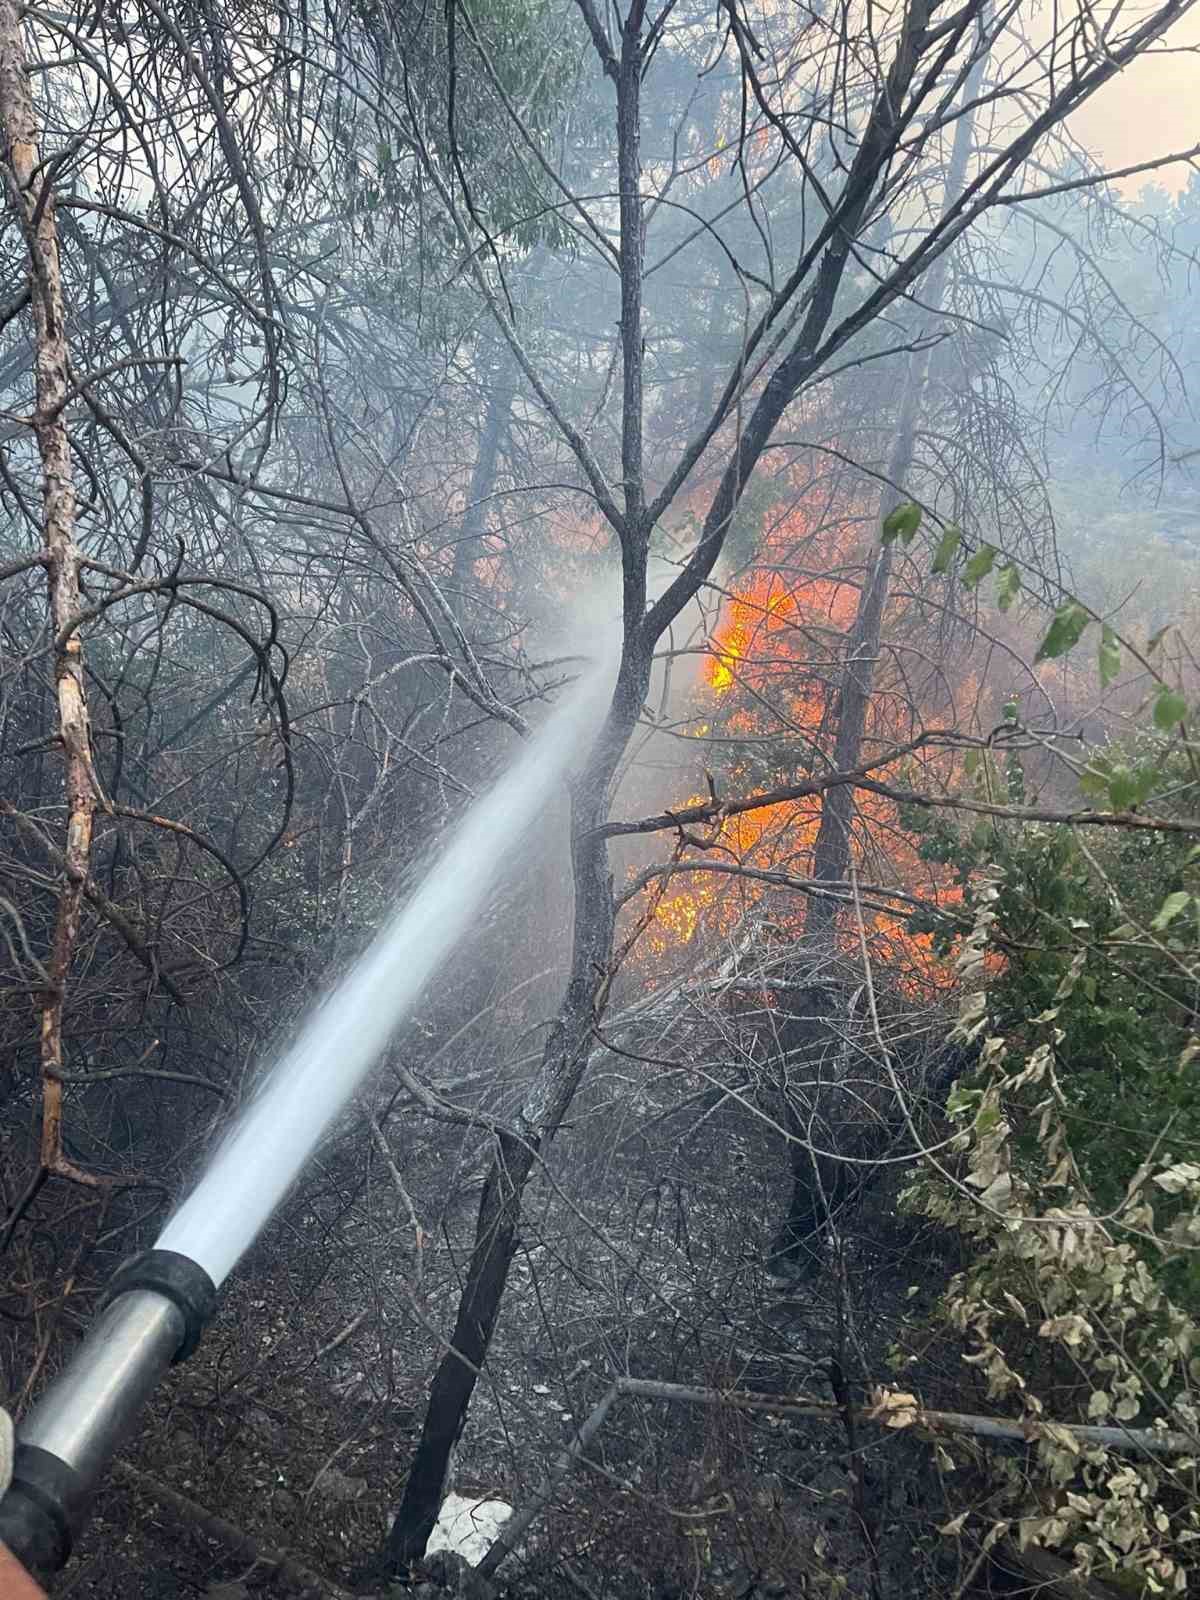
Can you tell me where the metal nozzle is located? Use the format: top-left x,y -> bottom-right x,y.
0,1250 -> 216,1577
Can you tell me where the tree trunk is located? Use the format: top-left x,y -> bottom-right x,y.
805,42 -> 987,934
385,1128 -> 535,1567
805,401 -> 917,934
385,766 -> 621,1569
450,344 -> 513,615
786,45 -> 990,1268
767,987 -> 891,1272
385,0 -> 664,1557
386,0 -> 969,1568
0,0 -> 100,1188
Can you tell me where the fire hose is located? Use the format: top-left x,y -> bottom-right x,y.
0,1250 -> 216,1590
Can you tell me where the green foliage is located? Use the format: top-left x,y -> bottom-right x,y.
995,563 -> 1021,612
881,501 -> 922,546
333,0 -> 583,299
1035,600 -> 1090,662
903,855 -> 1200,1594
906,741 -> 1200,1252
1154,687 -> 1188,732
931,525 -> 962,574
961,542 -> 997,589
1078,751 -> 1160,812
1099,625 -> 1121,689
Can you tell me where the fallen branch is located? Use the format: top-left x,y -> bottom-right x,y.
111,1460 -> 356,1600
475,1382 -> 622,1577
478,1376 -> 1198,1577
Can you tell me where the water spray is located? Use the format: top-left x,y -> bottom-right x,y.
0,636 -> 615,1582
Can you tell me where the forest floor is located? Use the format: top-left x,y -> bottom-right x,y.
27,1083 -> 972,1600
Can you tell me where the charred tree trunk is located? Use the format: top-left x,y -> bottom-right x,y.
386,1129 -> 534,1565
767,989 -> 891,1272
805,408 -> 916,935
385,759 -> 621,1569
805,46 -> 986,936
788,47 -> 988,1268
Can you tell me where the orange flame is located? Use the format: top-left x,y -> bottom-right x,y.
640,490 -> 970,986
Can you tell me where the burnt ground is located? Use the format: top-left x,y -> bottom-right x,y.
10,1067 -> 981,1600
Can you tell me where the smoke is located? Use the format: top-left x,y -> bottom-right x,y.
155,600 -> 621,1285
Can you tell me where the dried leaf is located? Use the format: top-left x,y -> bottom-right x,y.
868,1387 -> 920,1428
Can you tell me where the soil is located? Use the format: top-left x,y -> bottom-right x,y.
10,1069 -> 970,1600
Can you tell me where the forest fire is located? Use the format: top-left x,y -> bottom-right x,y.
3,0 -> 1195,1591
641,536 -> 966,991
705,560 -> 856,696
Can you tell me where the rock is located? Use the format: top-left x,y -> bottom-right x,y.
424,1492 -> 512,1566
313,1465 -> 368,1502
246,1405 -> 285,1446
420,1550 -> 497,1599
205,1584 -> 251,1600
272,1486 -> 300,1518
423,1551 -> 469,1585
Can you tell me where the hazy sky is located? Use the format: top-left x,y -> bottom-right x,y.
1070,14 -> 1199,195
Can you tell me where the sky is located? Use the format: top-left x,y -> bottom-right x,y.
1069,12 -> 1200,195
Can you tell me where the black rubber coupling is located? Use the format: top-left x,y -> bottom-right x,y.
0,1443 -> 88,1575
102,1248 -> 218,1363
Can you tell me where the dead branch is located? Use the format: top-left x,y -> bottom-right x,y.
111,1461 -> 356,1600
479,1377 -> 1197,1577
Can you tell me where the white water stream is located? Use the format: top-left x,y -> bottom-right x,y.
156,659 -> 612,1285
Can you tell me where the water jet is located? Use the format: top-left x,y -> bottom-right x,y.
0,651 -> 611,1582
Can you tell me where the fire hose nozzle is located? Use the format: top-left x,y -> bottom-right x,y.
0,1249 -> 217,1577
102,1248 -> 217,1362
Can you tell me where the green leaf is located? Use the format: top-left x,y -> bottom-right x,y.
946,1086 -> 982,1119
1153,686 -> 1187,731
1106,765 -> 1139,811
932,526 -> 962,575
1002,697 -> 1019,723
1151,891 -> 1191,931
996,564 -> 1021,613
1098,625 -> 1120,689
1132,764 -> 1159,806
1094,757 -> 1158,811
882,502 -> 922,546
974,1104 -> 1002,1135
1035,601 -> 1090,663
963,749 -> 981,777
1079,764 -> 1109,800
962,543 -> 998,589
